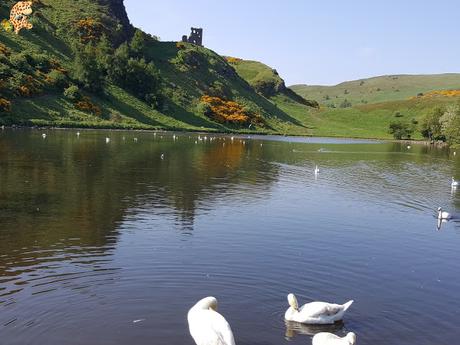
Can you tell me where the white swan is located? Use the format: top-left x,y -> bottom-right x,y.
438,207 -> 451,220
188,297 -> 236,345
452,178 -> 459,188
312,332 -> 356,345
42,133 -> 47,139
285,294 -> 353,325
105,137 -> 110,143
315,166 -> 320,175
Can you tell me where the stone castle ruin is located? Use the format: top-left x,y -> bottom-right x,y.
182,27 -> 203,46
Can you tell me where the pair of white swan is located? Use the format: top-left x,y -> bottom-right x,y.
188,295 -> 355,345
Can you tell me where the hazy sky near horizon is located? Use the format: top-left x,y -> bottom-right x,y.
124,0 -> 460,86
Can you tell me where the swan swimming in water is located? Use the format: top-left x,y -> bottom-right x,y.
452,178 -> 459,188
42,133 -> 47,139
188,297 -> 236,345
438,207 -> 451,220
315,166 -> 320,175
312,332 -> 356,345
105,137 -> 110,143
285,294 -> 353,325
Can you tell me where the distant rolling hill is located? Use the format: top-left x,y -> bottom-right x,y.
291,74 -> 460,107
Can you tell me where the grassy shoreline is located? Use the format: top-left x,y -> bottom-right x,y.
2,123 -> 447,145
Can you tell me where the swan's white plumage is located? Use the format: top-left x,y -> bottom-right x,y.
312,332 -> 356,345
452,178 -> 459,188
188,297 -> 236,345
438,207 -> 451,220
285,294 -> 353,324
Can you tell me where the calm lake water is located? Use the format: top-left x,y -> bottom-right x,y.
1,129 -> 460,345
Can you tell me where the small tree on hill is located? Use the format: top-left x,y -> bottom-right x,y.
389,121 -> 413,140
420,107 -> 444,141
440,104 -> 460,146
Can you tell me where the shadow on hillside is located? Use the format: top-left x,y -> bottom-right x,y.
245,89 -> 307,128
12,97 -> 66,120
0,33 -> 22,52
104,95 -> 164,128
24,19 -> 72,59
166,100 -> 227,130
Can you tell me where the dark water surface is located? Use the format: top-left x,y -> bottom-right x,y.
1,129 -> 460,345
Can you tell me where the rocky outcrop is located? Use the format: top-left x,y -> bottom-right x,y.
98,0 -> 134,44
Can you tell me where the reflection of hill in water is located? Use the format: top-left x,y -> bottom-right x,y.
0,131 -> 280,291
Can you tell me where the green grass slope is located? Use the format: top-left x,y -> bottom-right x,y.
291,74 -> 460,107
0,0 -> 314,134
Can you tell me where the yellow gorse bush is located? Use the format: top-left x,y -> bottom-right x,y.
200,95 -> 262,125
411,90 -> 460,100
225,57 -> 242,64
75,97 -> 102,116
0,98 -> 11,112
76,18 -> 103,43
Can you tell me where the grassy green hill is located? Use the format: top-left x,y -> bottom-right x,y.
0,0 -> 316,134
291,74 -> 460,108
1,0 -> 459,140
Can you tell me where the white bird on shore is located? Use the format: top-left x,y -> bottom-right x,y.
188,297 -> 236,345
452,178 -> 459,188
285,294 -> 353,325
438,207 -> 451,220
312,332 -> 356,345
42,133 -> 47,139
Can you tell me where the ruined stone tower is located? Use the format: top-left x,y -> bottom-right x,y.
181,27 -> 203,46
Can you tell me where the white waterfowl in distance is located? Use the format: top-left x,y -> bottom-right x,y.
438,207 -> 451,220
452,178 -> 459,188
312,332 -> 356,345
285,294 -> 353,325
188,297 -> 236,345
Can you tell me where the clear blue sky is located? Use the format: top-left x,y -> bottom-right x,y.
124,0 -> 460,86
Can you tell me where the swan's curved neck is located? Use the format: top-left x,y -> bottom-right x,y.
193,297 -> 218,311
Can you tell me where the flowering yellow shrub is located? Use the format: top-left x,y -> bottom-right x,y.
0,43 -> 10,56
16,75 -> 40,96
225,57 -> 242,64
75,97 -> 102,116
176,42 -> 186,50
200,95 -> 263,125
0,98 -> 11,112
76,18 -> 103,43
411,90 -> 460,100
49,59 -> 68,74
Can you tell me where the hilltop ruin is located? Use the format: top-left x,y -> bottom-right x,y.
181,27 -> 203,46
